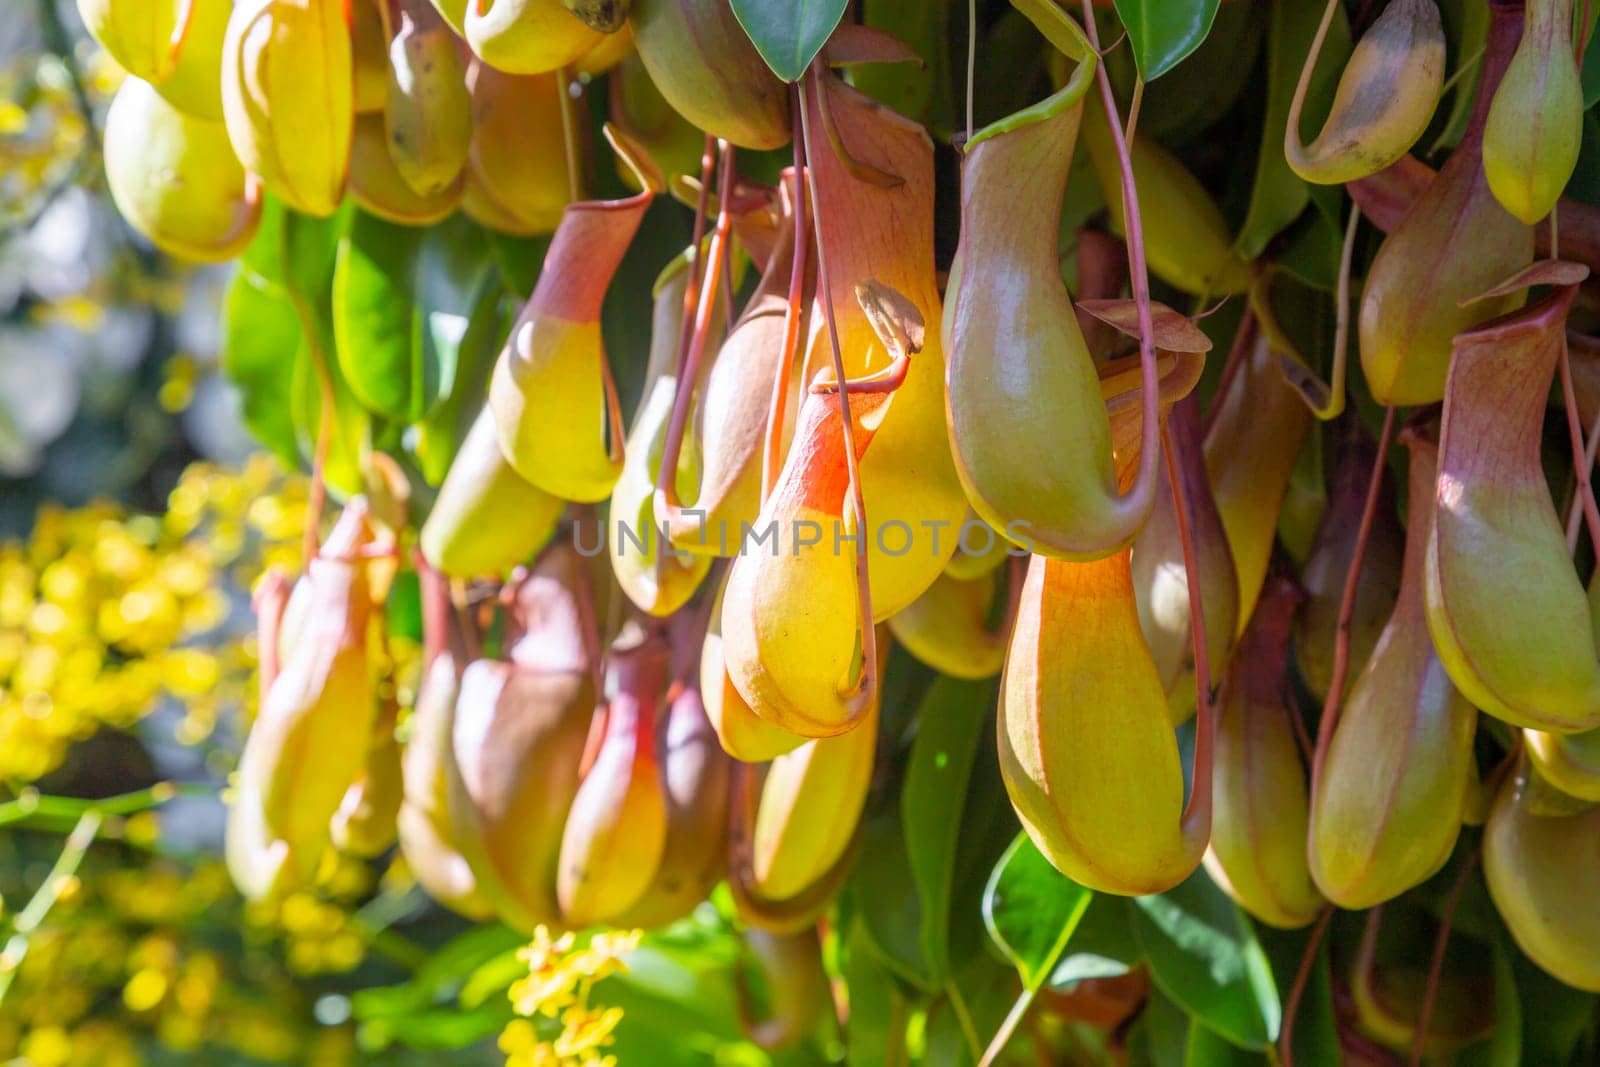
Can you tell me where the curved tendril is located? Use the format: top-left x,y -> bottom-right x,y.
1284,0 -> 1344,174
1159,421 -> 1215,851
1326,204 -> 1360,418
800,66 -> 878,717
966,0 -> 977,143
1311,405 -> 1398,790
1408,847 -> 1482,1067
762,92 -> 810,503
1278,906 -> 1334,1067
1078,0 -> 1164,588
1558,335 -> 1600,553
655,140 -> 737,530
1266,207 -> 1362,418
816,70 -> 903,188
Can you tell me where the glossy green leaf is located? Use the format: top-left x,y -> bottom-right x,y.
1235,0 -> 1351,259
334,213 -> 493,423
1107,0 -> 1263,146
411,284 -> 506,486
224,200 -> 368,492
1112,0 -> 1222,82
1048,894 -> 1141,988
1132,870 -> 1282,1050
729,0 -> 850,82
334,213 -> 427,421
904,677 -> 993,986
220,268 -> 302,468
982,834 -> 1093,990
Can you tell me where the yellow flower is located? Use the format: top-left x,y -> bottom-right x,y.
499,1019 -> 563,1067
554,1005 -> 623,1061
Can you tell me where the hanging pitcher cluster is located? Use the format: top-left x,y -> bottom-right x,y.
89,0 -> 1600,1020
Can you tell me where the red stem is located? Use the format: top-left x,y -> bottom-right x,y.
763,89 -> 811,503
798,67 -> 879,717
1311,405 -> 1397,789
413,548 -> 449,669
656,141 -> 738,527
1408,847 -> 1483,1067
1078,0 -> 1165,548
1204,307 -> 1257,438
674,136 -> 718,387
1278,905 -> 1334,1067
1158,420 -> 1215,847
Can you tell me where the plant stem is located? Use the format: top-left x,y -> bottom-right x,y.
1311,405 -> 1396,788
945,980 -> 982,1063
655,141 -> 736,528
797,67 -> 879,717
763,89 -> 810,501
1278,906 -> 1333,1066
977,891 -> 1091,1066
0,811 -> 102,1005
1159,417 -> 1216,842
1408,846 -> 1482,1067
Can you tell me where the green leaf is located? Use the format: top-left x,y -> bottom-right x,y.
1582,4 -> 1600,110
924,952 -> 1024,1067
1048,894 -> 1142,988
844,916 -> 908,1067
1186,1019 -> 1271,1065
334,213 -> 427,421
1131,870 -> 1282,1050
412,284 -> 507,486
982,834 -> 1093,990
729,0 -> 850,82
334,213 -> 494,423
223,198 -> 368,491
1257,924 -> 1339,1067
1234,0 -> 1351,259
1432,0 -> 1489,151
1108,0 -> 1263,146
220,268 -> 302,468
1127,988 -> 1191,1067
855,0 -> 954,128
903,677 -> 993,986
1112,0 -> 1222,82
352,923 -> 526,1021
356,1001 -> 508,1052
853,801 -> 935,990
